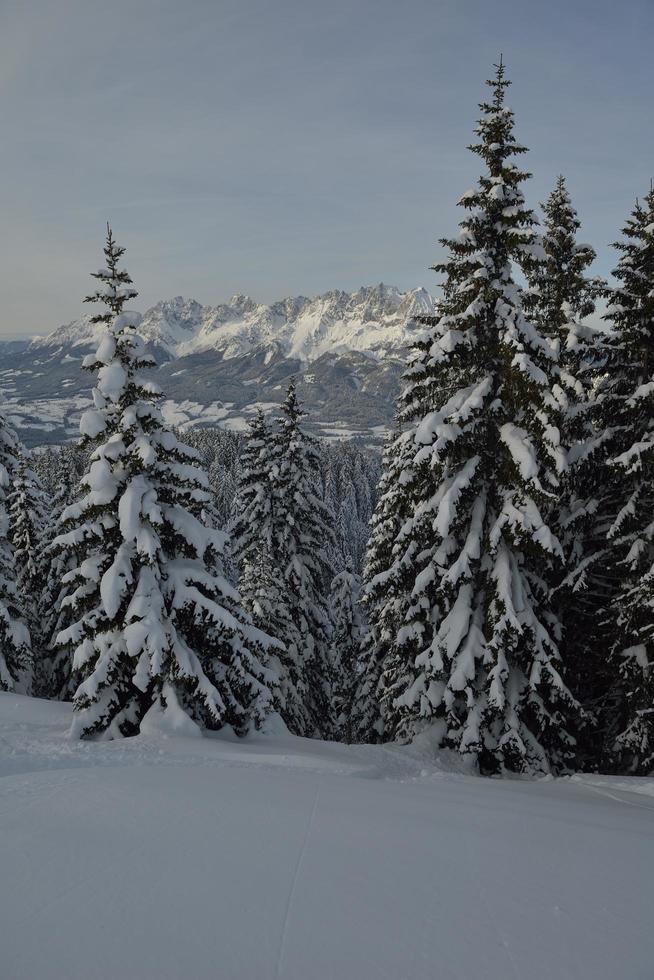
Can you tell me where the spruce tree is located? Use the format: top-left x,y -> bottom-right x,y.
9,454 -> 47,595
329,557 -> 364,741
54,227 -> 278,738
354,427 -> 417,743
600,186 -> 654,772
232,409 -> 302,730
8,453 -> 48,689
232,410 -> 275,578
0,414 -> 31,692
375,61 -> 578,774
334,485 -> 359,573
525,176 -> 608,752
41,448 -> 85,699
272,382 -> 335,737
348,453 -> 374,573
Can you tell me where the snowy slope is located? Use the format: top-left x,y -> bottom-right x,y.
29,284 -> 433,362
1,693 -> 653,980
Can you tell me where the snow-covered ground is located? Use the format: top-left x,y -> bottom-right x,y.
1,693 -> 652,980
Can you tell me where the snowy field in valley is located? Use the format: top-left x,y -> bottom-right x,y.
1,692 -> 653,980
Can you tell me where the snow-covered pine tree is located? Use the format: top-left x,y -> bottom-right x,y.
376,61 -> 578,774
237,544 -> 297,720
600,185 -> 654,773
54,226 -> 278,738
209,456 -> 238,533
272,382 -> 335,737
8,453 -> 48,688
8,454 -> 47,599
0,414 -> 31,692
353,426 -> 417,743
524,176 -> 608,751
232,410 -> 275,579
329,557 -> 364,741
525,177 -> 601,340
40,447 -> 86,699
348,453 -> 373,572
334,483 -> 359,573
231,409 -> 304,730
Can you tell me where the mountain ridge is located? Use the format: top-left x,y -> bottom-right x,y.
1,284 -> 433,446
30,283 -> 434,363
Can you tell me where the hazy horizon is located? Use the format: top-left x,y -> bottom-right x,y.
1,0 -> 652,338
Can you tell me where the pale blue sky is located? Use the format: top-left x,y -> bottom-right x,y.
1,0 -> 652,337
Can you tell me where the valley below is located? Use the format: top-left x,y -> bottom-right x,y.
0,284 -> 430,445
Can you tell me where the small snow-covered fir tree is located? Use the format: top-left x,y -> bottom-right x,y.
524,176 -> 603,478
525,177 -> 601,340
354,426 -> 417,743
232,410 -> 275,577
54,227 -> 278,738
525,176 -> 608,748
350,454 -> 376,572
8,454 -> 47,596
8,453 -> 48,689
329,558 -> 364,741
600,186 -> 654,773
375,61 -> 578,774
232,409 -> 304,729
0,414 -> 31,692
41,448 -> 85,699
271,382 -> 336,737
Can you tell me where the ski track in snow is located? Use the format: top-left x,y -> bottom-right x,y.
274,783 -> 320,979
570,778 -> 654,812
1,694 -> 654,980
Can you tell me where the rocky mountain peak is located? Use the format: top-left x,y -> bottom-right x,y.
30,284 -> 436,363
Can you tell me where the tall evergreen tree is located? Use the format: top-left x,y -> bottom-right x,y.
272,382 -> 335,737
0,415 -> 31,692
374,61 -> 578,774
329,557 -> 364,741
8,453 -> 48,689
232,410 -> 275,577
8,454 -> 47,594
525,176 -> 608,753
54,227 -> 277,738
41,448 -> 85,699
600,186 -> 654,772
232,409 -> 303,731
354,427 -> 417,743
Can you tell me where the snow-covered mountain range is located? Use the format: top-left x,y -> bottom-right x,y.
1,285 -> 433,446
32,284 -> 433,362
